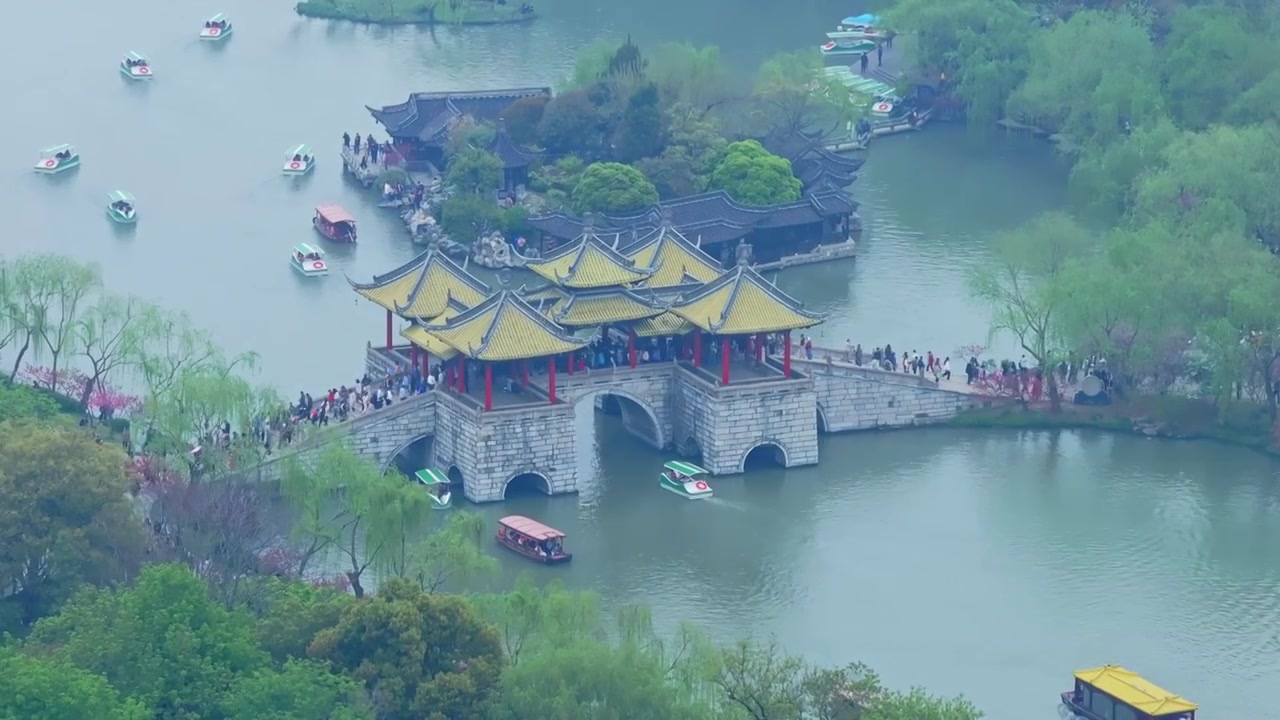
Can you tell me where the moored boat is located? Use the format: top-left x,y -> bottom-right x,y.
1062,665 -> 1196,720
659,460 -> 713,499
199,13 -> 232,40
106,191 -> 137,224
413,467 -> 452,510
496,515 -> 571,564
34,145 -> 79,174
313,204 -> 357,242
120,51 -> 153,79
838,13 -> 886,38
291,243 -> 328,276
283,145 -> 315,175
821,38 -> 877,57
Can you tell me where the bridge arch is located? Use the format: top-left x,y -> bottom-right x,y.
447,465 -> 464,485
573,388 -> 665,450
504,470 -> 552,498
740,440 -> 790,472
381,432 -> 435,473
816,403 -> 829,434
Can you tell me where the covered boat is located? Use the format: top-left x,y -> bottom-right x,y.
1062,666 -> 1196,720
291,243 -> 327,276
34,145 -> 79,174
659,460 -> 713,499
821,39 -> 877,56
120,51 -> 153,79
413,467 -> 452,510
106,190 -> 137,224
283,144 -> 315,175
313,204 -> 357,242
496,515 -> 571,564
199,13 -> 232,40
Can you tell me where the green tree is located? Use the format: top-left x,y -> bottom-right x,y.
1008,10 -> 1162,148
707,140 -> 801,206
648,42 -> 735,111
445,147 -> 503,194
220,659 -> 372,720
401,511 -> 497,592
565,37 -> 624,90
309,578 -> 505,720
1161,5 -> 1274,130
0,420 -> 145,632
471,577 -> 603,665
439,194 -> 502,244
572,162 -> 660,214
0,383 -> 61,424
252,579 -> 356,664
969,212 -> 1093,410
613,83 -> 667,163
538,90 -> 609,159
887,0 -> 1033,129
444,116 -> 496,158
281,443 -> 428,598
869,688 -> 984,720
74,294 -> 155,410
0,646 -> 148,720
710,638 -> 888,720
750,50 -> 864,136
27,563 -> 268,717
2,253 -> 101,386
1066,117 -> 1179,223
502,95 -> 549,146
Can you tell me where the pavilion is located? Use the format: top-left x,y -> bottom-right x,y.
348,248 -> 492,351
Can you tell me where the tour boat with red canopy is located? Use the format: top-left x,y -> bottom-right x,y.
496,515 -> 571,564
313,204 -> 357,242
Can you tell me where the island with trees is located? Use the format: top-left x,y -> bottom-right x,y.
296,0 -> 537,26
360,38 -> 873,269
0,249 -> 983,718
880,0 -> 1280,447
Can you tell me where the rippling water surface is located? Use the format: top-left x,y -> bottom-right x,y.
8,1 -> 1279,717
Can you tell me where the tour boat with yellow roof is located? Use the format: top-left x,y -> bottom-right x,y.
106,191 -> 137,224
413,467 -> 452,510
1062,665 -> 1196,720
291,243 -> 328,276
660,460 -> 713,499
34,145 -> 79,174
283,145 -> 314,175
120,51 -> 153,80
199,13 -> 232,40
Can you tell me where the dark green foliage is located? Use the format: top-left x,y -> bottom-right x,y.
571,162 -> 660,214
252,579 -> 355,664
440,195 -> 503,244
0,383 -> 62,423
501,95 -> 549,146
612,83 -> 666,162
444,147 -> 503,194
0,646 -> 146,720
537,90 -> 609,160
707,140 -> 802,206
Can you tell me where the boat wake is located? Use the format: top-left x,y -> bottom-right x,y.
702,497 -> 746,511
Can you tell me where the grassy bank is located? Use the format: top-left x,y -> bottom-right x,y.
295,0 -> 537,25
951,395 -> 1276,454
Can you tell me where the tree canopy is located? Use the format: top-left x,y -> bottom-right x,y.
708,140 -> 802,206
572,162 -> 660,214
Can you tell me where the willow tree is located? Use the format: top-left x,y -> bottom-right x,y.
281,442 -> 427,597
750,49 -> 867,136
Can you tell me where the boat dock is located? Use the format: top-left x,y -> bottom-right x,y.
341,145 -> 392,187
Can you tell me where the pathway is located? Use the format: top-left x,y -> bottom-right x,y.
777,341 -> 982,395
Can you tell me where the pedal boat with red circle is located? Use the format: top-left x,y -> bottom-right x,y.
291,243 -> 328,276
283,145 -> 315,175
106,191 -> 137,224
660,460 -> 713,499
199,13 -> 232,41
34,145 -> 79,174
120,52 -> 153,80
313,204 -> 357,242
496,515 -> 572,565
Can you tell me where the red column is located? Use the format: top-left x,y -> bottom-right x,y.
627,330 -> 637,368
420,351 -> 429,376
521,360 -> 529,386
783,330 -> 792,378
447,364 -> 455,389
410,345 -> 418,365
548,356 -> 557,404
568,352 -> 575,374
721,337 -> 731,385
484,364 -> 493,411
385,309 -> 393,349
458,358 -> 467,393
693,329 -> 702,368
756,333 -> 764,363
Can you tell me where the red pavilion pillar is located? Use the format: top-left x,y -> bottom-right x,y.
483,364 -> 493,411
693,329 -> 702,368
756,333 -> 764,363
385,309 -> 393,349
568,352 -> 575,374
721,337 -> 731,385
627,330 -> 637,368
548,355 -> 557,404
458,357 -> 467,393
409,345 -> 418,366
783,330 -> 792,378
420,350 -> 429,377
521,360 -> 529,387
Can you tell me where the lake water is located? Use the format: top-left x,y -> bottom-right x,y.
5,0 -> 1276,716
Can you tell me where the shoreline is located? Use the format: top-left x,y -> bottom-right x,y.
948,398 -> 1279,457
294,3 -> 537,26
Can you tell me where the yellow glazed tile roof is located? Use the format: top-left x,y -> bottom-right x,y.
632,312 -> 693,338
400,325 -> 460,361
623,226 -> 723,288
348,249 -> 490,317
1073,666 -> 1196,716
526,233 -> 654,289
672,265 -> 824,334
424,290 -> 588,361
551,289 -> 666,327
